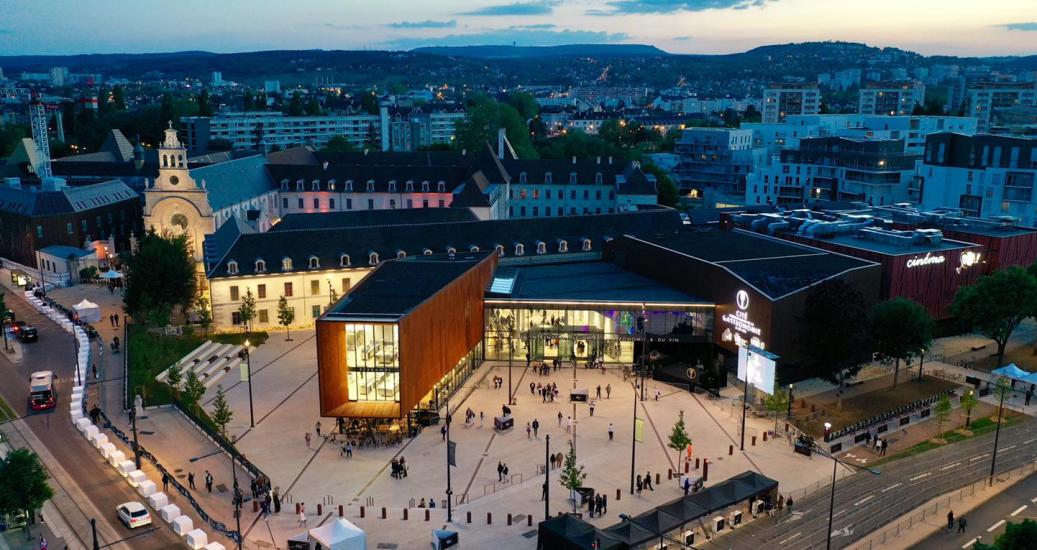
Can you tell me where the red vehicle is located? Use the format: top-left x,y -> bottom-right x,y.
29,371 -> 55,410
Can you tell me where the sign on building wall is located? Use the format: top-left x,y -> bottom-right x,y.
720,289 -> 766,350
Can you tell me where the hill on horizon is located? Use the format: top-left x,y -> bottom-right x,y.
410,43 -> 669,59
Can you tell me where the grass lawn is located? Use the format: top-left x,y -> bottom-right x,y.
127,325 -> 268,407
873,412 -> 1021,466
795,376 -> 959,438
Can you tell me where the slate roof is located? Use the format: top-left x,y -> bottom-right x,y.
268,207 -> 479,232
190,155 -> 273,211
0,179 -> 138,217
206,208 -> 682,279
491,260 -> 708,305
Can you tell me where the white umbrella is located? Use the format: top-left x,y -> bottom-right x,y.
99,270 -> 123,279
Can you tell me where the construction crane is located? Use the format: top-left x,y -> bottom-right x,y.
30,99 -> 52,179
597,65 -> 611,83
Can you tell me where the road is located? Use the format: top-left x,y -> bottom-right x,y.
0,292 -> 188,550
912,471 -> 1037,549
703,416 -> 1037,549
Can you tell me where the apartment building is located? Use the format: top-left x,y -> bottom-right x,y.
959,82 -> 1037,133
762,83 -> 820,123
675,128 -> 766,206
858,80 -> 926,116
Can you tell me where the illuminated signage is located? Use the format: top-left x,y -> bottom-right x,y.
906,252 -> 945,269
956,250 -> 982,274
720,290 -> 765,350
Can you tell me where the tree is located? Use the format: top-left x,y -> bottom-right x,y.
764,388 -> 790,435
364,123 -> 380,150
742,105 -> 762,123
360,90 -> 379,115
953,267 -> 1037,368
166,364 -> 183,401
454,95 -> 537,159
797,280 -> 870,408
287,93 -> 305,116
237,288 -> 257,334
974,518 -> 1037,550
277,295 -> 295,341
641,162 -> 679,207
960,389 -> 977,429
666,410 -> 693,474
868,298 -> 934,388
933,394 -> 951,441
195,295 -> 213,334
182,370 -> 206,411
320,135 -> 357,153
123,229 -> 196,325
505,91 -> 538,120
242,91 -> 255,111
160,93 -> 174,125
0,449 -> 54,539
111,85 -> 127,111
197,89 -> 214,117
209,385 -> 233,437
558,441 -> 587,513
305,97 -> 322,116
0,123 -> 28,157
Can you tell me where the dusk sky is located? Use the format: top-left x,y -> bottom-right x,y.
1,0 -> 1036,57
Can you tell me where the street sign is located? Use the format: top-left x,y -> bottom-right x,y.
635,418 -> 645,442
239,363 -> 249,382
448,441 -> 457,467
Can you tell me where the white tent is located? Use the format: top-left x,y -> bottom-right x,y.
308,518 -> 366,550
73,299 -> 102,323
99,269 -> 123,279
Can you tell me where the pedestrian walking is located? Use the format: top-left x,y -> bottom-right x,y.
441,425 -> 447,441
589,400 -> 595,416
503,463 -> 509,481
558,411 -> 563,426
530,382 -> 535,395
608,423 -> 614,441
315,421 -> 321,438
606,384 -> 612,399
947,511 -> 954,530
786,496 -> 793,513
298,507 -> 306,527
480,411 -> 485,426
188,472 -> 196,490
958,516 -> 967,533
601,494 -> 607,514
532,419 -> 540,437
644,471 -> 654,491
683,476 -> 691,495
346,442 -> 353,458
497,461 -> 504,482
305,432 -> 312,448
162,472 -> 170,492
542,482 -> 548,501
881,439 -> 888,456
205,471 -> 213,493
596,385 -> 602,399
636,475 -> 643,495
526,422 -> 532,439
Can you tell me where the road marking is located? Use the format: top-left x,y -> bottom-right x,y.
910,472 -> 930,481
778,532 -> 801,544
882,483 -> 902,493
962,537 -> 981,549
1031,497 -> 1037,503
988,520 -> 1006,532
999,445 -> 1016,453
1023,438 -> 1035,444
970,454 -> 990,462
855,495 -> 874,506
1011,505 -> 1028,517
940,462 -> 961,471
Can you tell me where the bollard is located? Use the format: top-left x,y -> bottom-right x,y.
253,500 -> 259,513
729,445 -> 733,455
656,473 -> 660,486
668,469 -> 672,480
695,458 -> 700,469
317,503 -> 323,516
508,513 -> 513,526
381,507 -> 387,519
528,515 -> 533,526
425,509 -> 430,522
752,436 -> 756,446
360,506 -> 365,518
703,460 -> 709,482
339,505 -> 344,517
616,489 -> 621,501
295,503 -> 301,515
467,511 -> 472,524
811,403 -> 816,412
685,461 -> 690,474
487,512 -> 492,525
403,508 -> 408,521
763,431 -> 768,442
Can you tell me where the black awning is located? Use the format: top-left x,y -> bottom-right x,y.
537,514 -> 625,550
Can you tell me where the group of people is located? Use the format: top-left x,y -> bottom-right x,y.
586,492 -> 608,518
250,475 -> 279,517
463,408 -> 484,427
107,314 -> 121,328
491,376 -> 506,389
525,419 -> 541,438
390,456 -> 409,479
634,471 -> 656,495
536,382 -> 560,402
416,497 -> 437,509
948,510 -> 968,533
496,461 -> 511,482
865,432 -> 889,456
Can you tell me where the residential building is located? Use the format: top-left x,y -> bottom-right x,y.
181,111 -> 383,152
762,83 -> 820,123
959,82 -> 1037,133
832,69 -> 862,91
915,133 -> 1037,227
674,128 -> 766,206
858,80 -> 926,116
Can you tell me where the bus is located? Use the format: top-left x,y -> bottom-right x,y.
29,371 -> 55,411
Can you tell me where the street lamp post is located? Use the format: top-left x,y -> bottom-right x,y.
129,406 -> 141,469
231,452 -> 242,550
91,518 -> 99,550
965,389 -> 974,428
990,382 -> 1007,487
787,384 -> 794,419
445,395 -> 453,523
544,434 -> 551,521
244,339 -> 254,428
739,377 -> 750,451
815,441 -> 880,550
630,360 -> 638,495
507,319 -> 514,406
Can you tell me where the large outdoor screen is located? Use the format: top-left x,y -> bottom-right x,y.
738,345 -> 776,395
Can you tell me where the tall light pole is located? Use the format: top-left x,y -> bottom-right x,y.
630,358 -> 638,495
129,406 -> 141,469
739,375 -> 750,451
990,379 -> 1008,487
231,449 -> 242,550
787,384 -> 794,419
544,434 -> 551,521
445,394 -> 453,523
244,339 -> 254,427
506,318 -> 514,406
814,441 -> 880,550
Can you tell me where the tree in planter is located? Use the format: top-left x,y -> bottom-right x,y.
868,298 -> 934,388
764,388 -> 791,436
195,295 -> 213,335
796,280 -> 870,409
559,441 -> 587,513
237,288 -> 257,334
667,411 -> 693,474
182,370 -> 206,412
960,390 -> 978,429
209,385 -> 233,438
952,267 -> 1037,368
0,448 -> 55,539
277,296 -> 295,341
166,364 -> 183,402
933,394 -> 952,442
124,229 -> 196,326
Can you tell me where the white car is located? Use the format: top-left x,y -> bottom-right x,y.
116,502 -> 151,529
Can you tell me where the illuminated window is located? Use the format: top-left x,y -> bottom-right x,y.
254,259 -> 266,273
345,323 -> 400,403
282,257 -> 293,271
308,256 -> 319,269
227,260 -> 238,275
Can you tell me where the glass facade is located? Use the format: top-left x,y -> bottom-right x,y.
416,342 -> 483,412
345,323 -> 400,402
484,304 -> 712,364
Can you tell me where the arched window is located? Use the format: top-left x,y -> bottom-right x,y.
519,172 -> 527,184
339,254 -> 351,267
421,181 -> 430,192
581,238 -> 592,252
368,252 -> 379,265
388,180 -> 397,193
569,172 -> 578,184
405,180 -> 414,192
312,180 -> 320,191
557,240 -> 568,253
366,180 -> 375,192
544,172 -> 553,184
536,241 -> 547,255
281,179 -> 289,190
396,250 -> 406,259
255,259 -> 266,273
345,180 -> 354,192
437,181 -> 446,192
595,172 -> 603,184
446,246 -> 456,254
308,256 -> 320,269
328,179 -> 336,191
227,260 -> 238,275
296,179 -> 304,191
514,243 -> 525,256
469,245 -> 479,252
495,244 -> 505,257
282,257 -> 293,271
423,248 -> 433,256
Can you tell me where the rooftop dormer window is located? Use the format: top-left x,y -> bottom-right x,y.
544,172 -> 553,184
519,172 -> 527,184
227,260 -> 238,275
339,254 -> 351,267
396,250 -> 406,259
569,172 -> 578,185
421,181 -> 430,192
469,245 -> 479,252
423,248 -> 433,256
446,246 -> 456,254
536,241 -> 547,255
406,180 -> 414,192
558,240 -> 568,253
282,257 -> 293,271
514,243 -> 525,256
495,244 -> 505,257
368,251 -> 379,265
581,238 -> 592,252
308,256 -> 319,269
388,180 -> 397,193
328,179 -> 336,191
255,259 -> 266,273
366,180 -> 375,192
296,180 -> 304,191
345,180 -> 354,192
312,180 -> 320,191
437,181 -> 446,192
595,172 -> 603,184
281,179 -> 289,190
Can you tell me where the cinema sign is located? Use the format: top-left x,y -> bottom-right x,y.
906,252 -> 945,269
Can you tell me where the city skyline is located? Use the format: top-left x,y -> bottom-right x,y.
1,0 -> 1035,57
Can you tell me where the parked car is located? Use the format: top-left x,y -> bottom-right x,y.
15,323 -> 37,343
116,502 -> 151,529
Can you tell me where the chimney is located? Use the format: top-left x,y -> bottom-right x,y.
497,128 -> 507,160
571,156 -> 576,164
4,177 -> 21,190
608,156 -> 613,165
596,156 -> 601,165
322,161 -> 329,171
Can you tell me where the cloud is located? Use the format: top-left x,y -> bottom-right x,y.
385,28 -> 629,50
592,0 -> 773,15
510,24 -> 557,30
387,20 -> 457,29
672,35 -> 693,41
1003,22 -> 1037,31
459,1 -> 561,16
